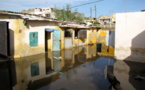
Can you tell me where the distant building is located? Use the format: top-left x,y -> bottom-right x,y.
21,7 -> 56,19
98,16 -> 112,24
21,7 -> 85,22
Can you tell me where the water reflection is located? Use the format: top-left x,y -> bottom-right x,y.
0,44 -> 115,90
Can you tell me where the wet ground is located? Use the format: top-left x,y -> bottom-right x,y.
0,45 -> 145,90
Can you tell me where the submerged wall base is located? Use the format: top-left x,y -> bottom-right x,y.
115,47 -> 145,63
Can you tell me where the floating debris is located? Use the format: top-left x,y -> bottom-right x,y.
134,75 -> 145,81
59,72 -> 64,75
53,56 -> 62,60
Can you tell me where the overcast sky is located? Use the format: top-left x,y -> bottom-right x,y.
0,0 -> 145,17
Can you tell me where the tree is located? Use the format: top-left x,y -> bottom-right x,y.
54,4 -> 84,23
94,21 -> 100,25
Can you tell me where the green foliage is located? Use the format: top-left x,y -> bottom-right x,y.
94,21 -> 100,25
54,4 -> 84,23
84,17 -> 89,20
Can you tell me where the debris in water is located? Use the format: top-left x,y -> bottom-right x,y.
134,75 -> 145,81
53,56 -> 62,60
59,72 -> 64,75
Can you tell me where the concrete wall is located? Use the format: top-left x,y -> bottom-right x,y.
115,12 -> 145,62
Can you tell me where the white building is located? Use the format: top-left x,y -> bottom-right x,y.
21,7 -> 56,19
115,11 -> 145,62
98,16 -> 112,24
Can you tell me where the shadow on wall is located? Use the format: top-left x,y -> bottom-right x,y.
126,30 -> 145,62
124,30 -> 145,90
9,29 -> 14,58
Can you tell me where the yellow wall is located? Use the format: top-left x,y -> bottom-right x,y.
60,27 -> 98,49
8,19 -> 28,58
87,28 -> 97,44
97,29 -> 107,44
0,16 -> 60,58
98,43 -> 114,56
57,27 -> 65,50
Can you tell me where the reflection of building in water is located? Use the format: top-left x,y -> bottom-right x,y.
46,50 -> 64,72
86,44 -> 97,59
76,47 -> 87,63
97,43 -> 114,56
63,49 -> 75,69
11,45 -> 100,90
13,54 -> 46,90
0,60 -> 16,90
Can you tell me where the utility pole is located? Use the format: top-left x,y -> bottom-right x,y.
110,10 -> 112,28
95,5 -> 97,20
90,7 -> 92,21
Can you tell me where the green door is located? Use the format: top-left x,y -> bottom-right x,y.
53,29 -> 61,51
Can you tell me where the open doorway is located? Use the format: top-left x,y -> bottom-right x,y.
64,29 -> 73,49
45,31 -> 51,51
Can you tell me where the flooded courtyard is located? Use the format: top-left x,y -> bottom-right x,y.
0,45 -> 145,90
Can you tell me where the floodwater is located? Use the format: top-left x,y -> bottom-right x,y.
0,44 -> 145,90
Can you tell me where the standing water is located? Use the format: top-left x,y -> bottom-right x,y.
0,44 -> 116,90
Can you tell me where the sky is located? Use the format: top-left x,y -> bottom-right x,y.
0,0 -> 145,17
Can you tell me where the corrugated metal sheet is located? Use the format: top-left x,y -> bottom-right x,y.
0,21 -> 8,56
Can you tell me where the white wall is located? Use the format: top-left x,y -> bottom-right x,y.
115,12 -> 145,62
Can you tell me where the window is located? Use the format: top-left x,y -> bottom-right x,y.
29,32 -> 38,47
74,29 -> 80,38
65,29 -> 72,37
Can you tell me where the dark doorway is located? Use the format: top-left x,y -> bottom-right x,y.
45,31 -> 51,51
0,21 -> 10,57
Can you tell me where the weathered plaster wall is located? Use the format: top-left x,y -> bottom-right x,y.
97,29 -> 107,44
115,12 -> 145,62
73,29 -> 87,47
21,20 -> 60,57
0,17 -> 60,58
0,18 -> 28,58
87,29 -> 97,44
97,29 -> 115,47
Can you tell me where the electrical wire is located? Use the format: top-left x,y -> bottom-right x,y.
71,0 -> 104,8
